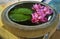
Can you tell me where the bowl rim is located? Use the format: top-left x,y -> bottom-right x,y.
2,1 -> 57,30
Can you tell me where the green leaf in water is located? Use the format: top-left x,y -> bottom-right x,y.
11,8 -> 32,15
9,14 -> 31,22
9,8 -> 32,22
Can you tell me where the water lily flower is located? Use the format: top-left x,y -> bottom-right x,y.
31,3 -> 53,23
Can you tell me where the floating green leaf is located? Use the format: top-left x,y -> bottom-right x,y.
11,8 -> 32,15
9,14 -> 31,22
9,8 -> 32,22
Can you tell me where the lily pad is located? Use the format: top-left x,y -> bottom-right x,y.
9,14 -> 31,22
9,8 -> 32,22
11,8 -> 32,15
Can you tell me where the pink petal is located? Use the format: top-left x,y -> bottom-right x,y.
40,18 -> 48,22
46,9 -> 53,14
37,10 -> 46,17
32,13 -> 35,18
38,16 -> 42,19
34,12 -> 38,18
38,4 -> 42,8
32,18 -> 39,23
33,4 -> 39,10
44,7 -> 48,12
41,6 -> 45,9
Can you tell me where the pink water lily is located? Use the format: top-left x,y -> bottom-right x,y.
31,4 -> 53,23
